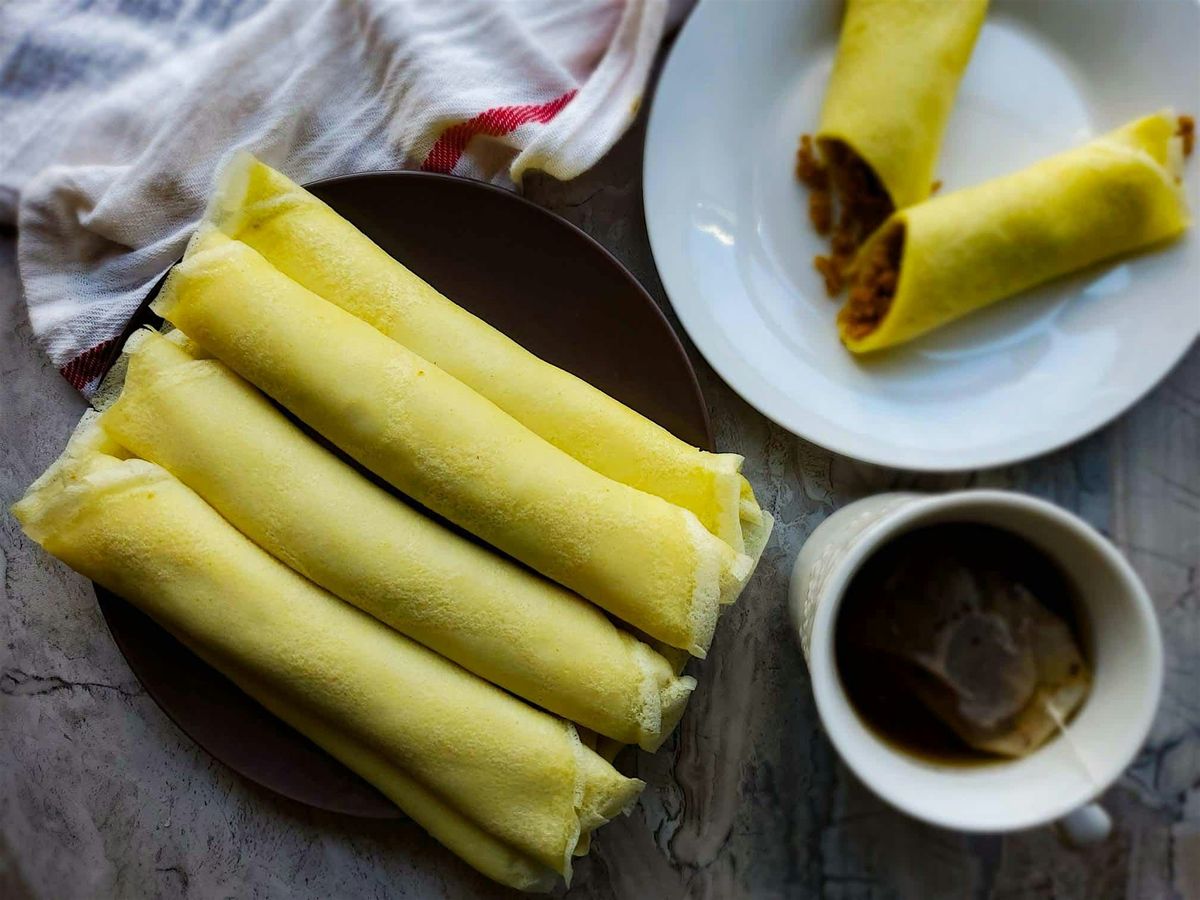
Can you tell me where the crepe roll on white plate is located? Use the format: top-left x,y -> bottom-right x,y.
206,155 -> 770,558
839,111 -> 1192,352
799,0 -> 988,286
13,427 -> 643,889
98,328 -> 694,749
153,230 -> 753,656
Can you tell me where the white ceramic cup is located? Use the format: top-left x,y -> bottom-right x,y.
788,490 -> 1163,843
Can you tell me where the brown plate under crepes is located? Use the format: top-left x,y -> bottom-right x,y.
94,171 -> 714,819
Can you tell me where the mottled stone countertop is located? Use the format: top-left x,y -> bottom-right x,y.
3,82 -> 1199,900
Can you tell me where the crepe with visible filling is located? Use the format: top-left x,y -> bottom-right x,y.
798,0 -> 988,290
205,154 -> 770,559
153,229 -> 754,656
12,427 -> 642,890
839,111 -> 1192,352
98,328 -> 695,749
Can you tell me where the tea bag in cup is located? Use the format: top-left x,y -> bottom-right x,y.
844,527 -> 1091,757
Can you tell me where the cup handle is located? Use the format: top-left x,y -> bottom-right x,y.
1056,802 -> 1112,846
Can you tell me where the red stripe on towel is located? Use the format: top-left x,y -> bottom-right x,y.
60,337 -> 118,391
420,89 -> 578,174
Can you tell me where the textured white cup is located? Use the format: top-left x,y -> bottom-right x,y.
789,490 -> 1163,841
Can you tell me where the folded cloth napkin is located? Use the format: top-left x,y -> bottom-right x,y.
0,0 -> 667,395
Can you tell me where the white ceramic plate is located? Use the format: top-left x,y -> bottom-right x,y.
645,0 -> 1200,471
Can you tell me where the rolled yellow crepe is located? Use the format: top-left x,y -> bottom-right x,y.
840,111 -> 1192,352
153,229 -> 753,656
98,328 -> 694,749
817,0 -> 988,216
205,154 -> 770,558
12,429 -> 643,889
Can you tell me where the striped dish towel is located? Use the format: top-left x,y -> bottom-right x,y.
0,0 -> 668,395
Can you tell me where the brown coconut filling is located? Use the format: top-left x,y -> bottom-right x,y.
795,136 -> 894,296
1178,114 -> 1195,158
837,222 -> 905,341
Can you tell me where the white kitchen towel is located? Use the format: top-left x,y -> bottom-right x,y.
1,0 -> 667,394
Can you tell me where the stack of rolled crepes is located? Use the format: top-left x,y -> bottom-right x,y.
14,158 -> 772,890
799,0 -> 1193,352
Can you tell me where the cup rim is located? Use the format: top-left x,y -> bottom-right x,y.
807,489 -> 1164,833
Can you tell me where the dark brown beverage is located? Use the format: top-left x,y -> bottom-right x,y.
835,523 -> 1090,766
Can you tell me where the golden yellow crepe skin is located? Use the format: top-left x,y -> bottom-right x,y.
207,155 -> 767,555
153,231 -> 752,656
843,112 -> 1191,353
818,0 -> 988,210
240,679 -> 556,891
13,446 -> 643,887
100,329 -> 694,749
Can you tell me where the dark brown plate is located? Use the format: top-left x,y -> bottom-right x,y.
95,171 -> 714,818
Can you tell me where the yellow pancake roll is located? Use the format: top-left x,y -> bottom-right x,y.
12,430 -> 643,889
152,230 -> 753,656
818,0 -> 988,213
98,328 -> 694,749
205,154 -> 770,558
840,111 -> 1192,353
